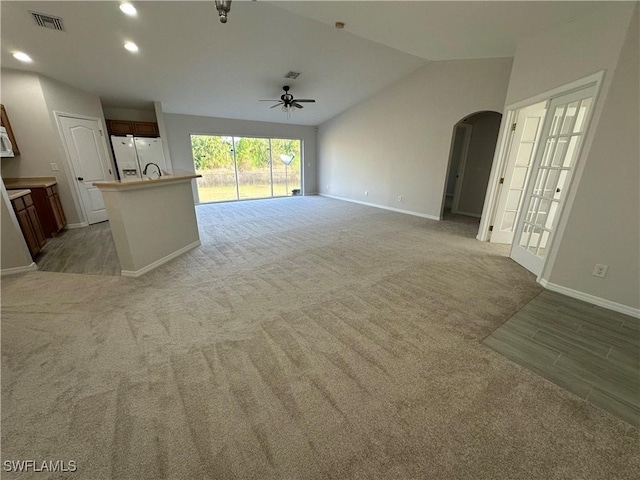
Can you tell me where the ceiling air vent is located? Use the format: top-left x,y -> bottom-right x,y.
284,71 -> 301,79
30,11 -> 65,31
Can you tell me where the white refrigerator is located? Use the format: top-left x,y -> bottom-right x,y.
111,135 -> 169,179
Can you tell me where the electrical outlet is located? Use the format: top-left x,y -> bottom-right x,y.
364,190 -> 368,196
50,163 -> 59,171
326,185 -> 329,190
398,195 -> 402,202
592,264 -> 608,278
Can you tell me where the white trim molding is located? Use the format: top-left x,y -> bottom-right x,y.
120,241 -> 201,278
320,194 -> 440,221
65,222 -> 89,229
539,279 -> 640,319
1,262 -> 38,277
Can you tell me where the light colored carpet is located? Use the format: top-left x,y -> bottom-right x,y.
1,196 -> 638,479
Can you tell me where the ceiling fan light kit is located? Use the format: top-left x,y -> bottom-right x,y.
215,0 -> 231,23
260,85 -> 316,119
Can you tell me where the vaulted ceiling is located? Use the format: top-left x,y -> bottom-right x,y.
1,1 -> 608,125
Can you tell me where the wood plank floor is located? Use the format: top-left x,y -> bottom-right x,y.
484,289 -> 639,427
35,221 -> 121,276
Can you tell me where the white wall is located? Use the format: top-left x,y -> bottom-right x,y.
456,112 -> 502,216
163,113 -> 318,200
317,57 -> 513,219
0,69 -> 114,225
500,3 -> 638,310
547,7 -> 639,310
505,3 -> 635,106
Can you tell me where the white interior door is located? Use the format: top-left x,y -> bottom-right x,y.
510,85 -> 596,276
59,115 -> 113,224
491,101 -> 547,244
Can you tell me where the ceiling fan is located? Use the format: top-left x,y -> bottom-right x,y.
261,86 -> 316,117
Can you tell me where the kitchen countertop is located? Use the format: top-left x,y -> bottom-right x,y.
7,189 -> 31,201
93,172 -> 201,190
4,177 -> 57,189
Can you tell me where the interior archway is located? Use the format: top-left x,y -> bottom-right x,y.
442,111 -> 502,220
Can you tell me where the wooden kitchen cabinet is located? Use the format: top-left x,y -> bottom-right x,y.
5,178 -> 67,238
106,119 -> 159,137
10,191 -> 47,258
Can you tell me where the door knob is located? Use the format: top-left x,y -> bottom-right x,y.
556,188 -> 561,193
77,177 -> 84,181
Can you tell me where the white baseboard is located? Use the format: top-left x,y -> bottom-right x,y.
1,262 -> 38,277
539,279 -> 640,319
120,240 -> 201,278
320,194 -> 440,221
65,222 -> 89,229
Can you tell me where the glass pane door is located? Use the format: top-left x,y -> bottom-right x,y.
491,101 -> 546,244
510,85 -> 596,275
191,135 -> 237,202
234,137 -> 272,200
271,139 -> 302,197
191,135 -> 302,203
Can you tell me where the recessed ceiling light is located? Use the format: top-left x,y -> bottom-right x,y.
124,41 -> 139,53
13,51 -> 33,63
119,3 -> 137,16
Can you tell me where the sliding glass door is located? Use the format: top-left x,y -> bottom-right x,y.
191,135 -> 302,203
271,138 -> 301,197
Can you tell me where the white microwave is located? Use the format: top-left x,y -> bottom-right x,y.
1,126 -> 15,157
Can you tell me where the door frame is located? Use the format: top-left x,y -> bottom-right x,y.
54,111 -> 115,225
189,133 -> 304,204
449,123 -> 473,215
477,70 -> 606,281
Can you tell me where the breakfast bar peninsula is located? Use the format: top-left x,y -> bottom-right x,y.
94,172 -> 201,277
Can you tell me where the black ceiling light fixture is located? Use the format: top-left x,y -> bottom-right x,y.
215,0 -> 231,23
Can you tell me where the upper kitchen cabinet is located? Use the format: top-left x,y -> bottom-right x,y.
1,104 -> 21,155
106,119 -> 159,137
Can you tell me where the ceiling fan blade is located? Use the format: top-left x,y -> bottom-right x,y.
292,102 -> 304,109
260,99 -> 280,102
294,99 -> 316,103
270,102 -> 284,109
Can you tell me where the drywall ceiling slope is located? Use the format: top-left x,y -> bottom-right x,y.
0,1 -> 426,126
272,1 -> 610,60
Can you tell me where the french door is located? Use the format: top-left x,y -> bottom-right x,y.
490,101 -> 546,244
191,135 -> 301,203
510,84 -> 596,275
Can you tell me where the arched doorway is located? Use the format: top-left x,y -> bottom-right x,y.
442,111 -> 502,219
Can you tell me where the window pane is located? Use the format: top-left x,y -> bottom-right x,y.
561,101 -> 580,134
563,136 -> 581,168
501,211 -> 517,231
573,98 -> 592,133
515,142 -> 534,166
543,169 -> 560,198
533,169 -> 546,196
506,190 -> 522,211
528,227 -> 543,254
540,139 -> 556,167
554,170 -> 569,200
550,106 -> 566,135
551,138 -> 568,166
511,166 -> 528,189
